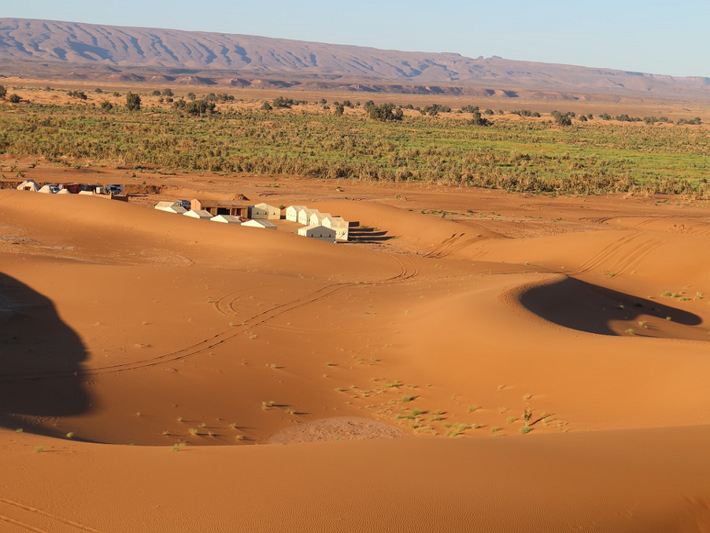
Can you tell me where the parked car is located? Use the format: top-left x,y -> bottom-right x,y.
105,184 -> 123,195
49,185 -> 61,194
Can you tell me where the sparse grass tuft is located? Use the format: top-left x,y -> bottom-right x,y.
519,426 -> 533,435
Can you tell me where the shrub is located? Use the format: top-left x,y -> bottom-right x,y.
551,110 -> 572,126
368,103 -> 403,122
8,94 -> 21,104
126,92 -> 141,111
0,85 -> 6,99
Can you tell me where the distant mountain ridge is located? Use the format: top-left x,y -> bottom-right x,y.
1,18 -> 709,99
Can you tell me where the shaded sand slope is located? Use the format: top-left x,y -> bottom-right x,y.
3,426 -> 710,532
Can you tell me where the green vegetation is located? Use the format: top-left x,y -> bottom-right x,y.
125,92 -> 141,111
0,100 -> 709,196
68,90 -> 87,100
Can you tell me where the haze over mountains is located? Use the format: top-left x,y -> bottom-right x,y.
1,17 -> 709,99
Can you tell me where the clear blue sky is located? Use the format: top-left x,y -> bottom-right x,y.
4,0 -> 709,77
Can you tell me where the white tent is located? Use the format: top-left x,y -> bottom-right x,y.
183,209 -> 213,220
242,219 -> 277,230
298,225 -> 336,242
286,205 -> 305,222
322,216 -> 349,242
38,184 -> 55,194
56,188 -> 71,195
254,202 -> 281,220
78,190 -> 95,196
298,208 -> 319,226
16,180 -> 39,192
310,212 -> 333,226
249,205 -> 269,220
210,215 -> 242,224
155,201 -> 187,214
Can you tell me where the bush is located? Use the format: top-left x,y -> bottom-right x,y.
126,92 -> 141,111
368,103 -> 403,122
185,99 -> 216,116
162,88 -> 174,97
470,110 -> 491,126
461,105 -> 480,114
0,85 -> 6,99
8,94 -> 21,104
423,104 -> 451,116
100,101 -> 113,111
68,90 -> 87,100
273,96 -> 295,108
551,110 -> 572,126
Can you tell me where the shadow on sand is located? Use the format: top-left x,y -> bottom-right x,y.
519,277 -> 702,337
0,272 -> 90,436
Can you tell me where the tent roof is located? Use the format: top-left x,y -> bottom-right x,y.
184,209 -> 213,218
211,215 -> 242,224
242,219 -> 277,228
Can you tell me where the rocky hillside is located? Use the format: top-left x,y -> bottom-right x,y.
1,18 -> 708,98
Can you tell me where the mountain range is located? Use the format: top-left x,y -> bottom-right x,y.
1,18 -> 709,99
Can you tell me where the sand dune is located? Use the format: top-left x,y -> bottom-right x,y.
2,182 -> 710,531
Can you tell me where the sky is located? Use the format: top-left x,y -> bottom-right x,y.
4,0 -> 709,77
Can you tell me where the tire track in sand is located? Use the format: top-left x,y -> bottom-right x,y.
0,252 -> 418,382
568,232 -> 664,277
0,498 -> 103,533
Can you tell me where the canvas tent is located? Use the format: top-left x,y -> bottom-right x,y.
298,208 -> 319,226
322,216 -> 349,242
286,205 -> 305,222
155,201 -> 188,214
183,209 -> 213,220
38,184 -> 56,194
248,205 -> 269,220
310,212 -> 333,226
298,225 -> 336,242
210,215 -> 242,224
254,203 -> 281,220
17,180 -> 39,192
242,219 -> 277,230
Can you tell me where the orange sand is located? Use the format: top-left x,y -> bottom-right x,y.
1,178 -> 710,531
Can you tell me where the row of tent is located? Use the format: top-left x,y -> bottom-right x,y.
285,206 -> 349,242
17,179 -> 123,196
155,201 -> 277,229
156,201 -> 349,243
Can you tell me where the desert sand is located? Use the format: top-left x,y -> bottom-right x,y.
2,171 -> 710,531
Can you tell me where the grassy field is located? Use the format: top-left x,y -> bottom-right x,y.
1,95 -> 709,196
